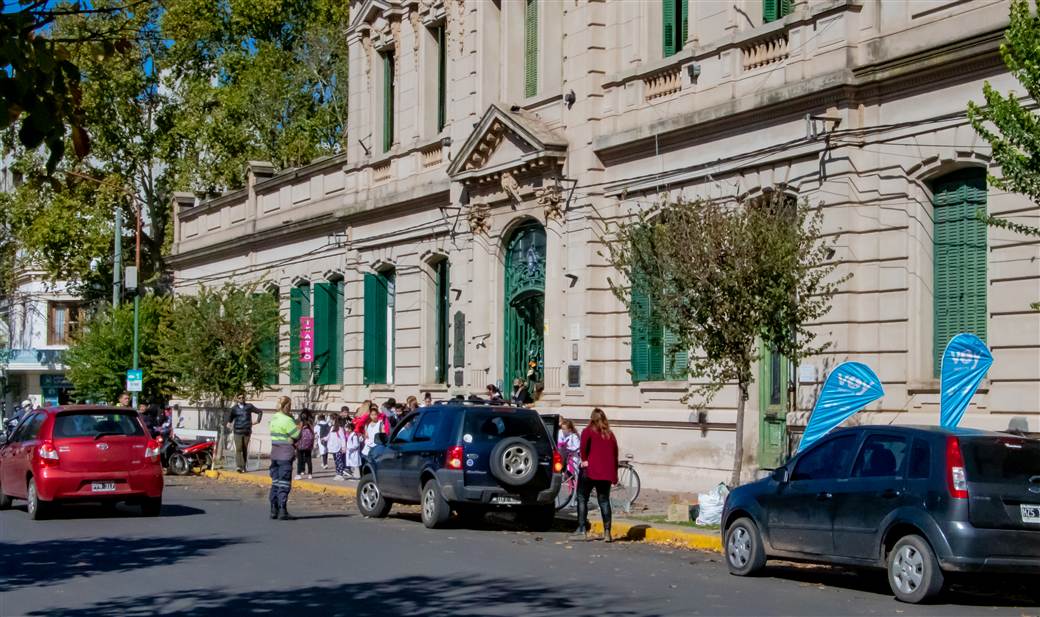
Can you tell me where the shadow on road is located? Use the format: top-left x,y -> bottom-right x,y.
0,536 -> 243,593
8,502 -> 206,519
762,563 -> 1039,607
25,575 -> 647,617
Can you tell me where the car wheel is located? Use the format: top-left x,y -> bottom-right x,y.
725,517 -> 766,576
489,437 -> 538,487
888,535 -> 944,604
520,504 -> 556,532
356,474 -> 391,518
169,453 -> 190,476
420,480 -> 451,529
27,478 -> 49,521
141,497 -> 162,517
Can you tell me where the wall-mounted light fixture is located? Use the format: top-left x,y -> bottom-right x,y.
564,90 -> 576,109
686,63 -> 701,83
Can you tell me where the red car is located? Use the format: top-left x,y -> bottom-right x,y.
0,405 -> 163,520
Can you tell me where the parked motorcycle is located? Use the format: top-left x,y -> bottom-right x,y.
158,435 -> 216,475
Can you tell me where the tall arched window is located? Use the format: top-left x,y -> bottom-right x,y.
931,168 -> 987,376
364,269 -> 396,385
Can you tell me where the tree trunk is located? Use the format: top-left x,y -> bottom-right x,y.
213,402 -> 228,471
730,380 -> 748,487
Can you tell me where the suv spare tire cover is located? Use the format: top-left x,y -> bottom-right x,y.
489,437 -> 539,486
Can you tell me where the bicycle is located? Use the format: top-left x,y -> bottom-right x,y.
554,455 -> 641,514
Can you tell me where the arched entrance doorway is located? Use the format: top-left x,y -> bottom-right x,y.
503,221 -> 545,388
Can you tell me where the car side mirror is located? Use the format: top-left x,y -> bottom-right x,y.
375,433 -> 388,446
771,467 -> 789,483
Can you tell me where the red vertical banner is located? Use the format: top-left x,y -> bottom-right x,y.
299,317 -> 314,363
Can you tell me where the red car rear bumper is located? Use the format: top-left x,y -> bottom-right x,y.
35,463 -> 163,501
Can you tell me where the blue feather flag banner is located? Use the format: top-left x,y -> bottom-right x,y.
939,333 -> 993,429
799,362 -> 885,452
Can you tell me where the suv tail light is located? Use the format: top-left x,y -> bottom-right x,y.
446,446 -> 464,470
145,439 -> 161,462
552,449 -> 563,474
38,441 -> 60,465
945,436 -> 969,499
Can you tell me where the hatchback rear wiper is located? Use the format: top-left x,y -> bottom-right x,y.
93,431 -> 122,440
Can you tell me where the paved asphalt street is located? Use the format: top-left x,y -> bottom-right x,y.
1,477 -> 1037,617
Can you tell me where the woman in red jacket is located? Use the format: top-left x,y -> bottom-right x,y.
573,408 -> 620,542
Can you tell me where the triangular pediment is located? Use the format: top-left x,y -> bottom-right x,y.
448,104 -> 567,182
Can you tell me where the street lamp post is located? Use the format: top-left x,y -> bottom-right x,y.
131,202 -> 142,407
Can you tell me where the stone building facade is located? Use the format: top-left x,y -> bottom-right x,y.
169,0 -> 1040,491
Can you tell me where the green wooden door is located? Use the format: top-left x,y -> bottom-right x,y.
503,222 -> 546,387
758,344 -> 789,469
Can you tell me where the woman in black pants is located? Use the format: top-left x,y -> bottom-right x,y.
294,411 -> 315,480
572,408 -> 620,542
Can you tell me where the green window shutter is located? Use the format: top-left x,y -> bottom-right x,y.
680,0 -> 689,51
289,285 -> 309,385
434,260 -> 449,384
932,169 -> 987,376
630,279 -> 652,383
363,273 -> 387,385
663,326 -> 687,380
383,52 -> 395,152
779,0 -> 792,19
334,280 -> 344,385
313,282 -> 337,386
524,0 -> 538,98
763,0 -> 778,23
256,292 -> 279,385
662,0 -> 677,57
436,25 -> 447,132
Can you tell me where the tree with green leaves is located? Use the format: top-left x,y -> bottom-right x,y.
64,295 -> 174,404
2,0 -> 350,300
158,283 -> 280,467
605,193 -> 846,486
967,0 -> 1040,308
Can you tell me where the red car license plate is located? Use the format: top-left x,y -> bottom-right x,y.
91,481 -> 116,492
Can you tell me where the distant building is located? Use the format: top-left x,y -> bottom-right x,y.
1,265 -> 81,416
169,0 -> 1039,491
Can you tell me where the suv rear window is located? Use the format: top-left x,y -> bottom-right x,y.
54,412 -> 145,439
963,437 -> 1040,483
463,410 -> 547,445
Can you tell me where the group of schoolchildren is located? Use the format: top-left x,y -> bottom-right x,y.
291,396 -> 426,481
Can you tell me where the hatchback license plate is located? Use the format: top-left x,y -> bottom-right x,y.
1022,504 -> 1040,524
91,481 -> 116,493
491,496 -> 521,505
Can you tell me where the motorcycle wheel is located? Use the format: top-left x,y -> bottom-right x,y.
196,451 -> 214,473
169,453 -> 190,476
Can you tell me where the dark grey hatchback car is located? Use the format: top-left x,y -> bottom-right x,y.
722,426 -> 1040,603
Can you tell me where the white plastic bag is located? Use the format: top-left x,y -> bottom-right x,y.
695,482 -> 730,526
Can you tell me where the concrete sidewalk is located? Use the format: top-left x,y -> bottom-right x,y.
203,467 -> 723,553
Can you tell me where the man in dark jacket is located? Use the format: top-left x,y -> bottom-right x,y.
226,393 -> 263,472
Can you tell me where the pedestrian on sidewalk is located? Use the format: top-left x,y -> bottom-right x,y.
557,418 -> 581,477
405,395 -> 419,413
226,392 -> 263,473
362,408 -> 384,458
316,414 -> 331,469
345,426 -> 362,478
295,411 -> 314,480
269,396 -> 301,520
326,416 -> 348,480
422,391 -> 433,407
572,408 -> 619,542
511,379 -> 533,407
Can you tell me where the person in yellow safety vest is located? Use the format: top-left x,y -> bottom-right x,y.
269,396 -> 301,520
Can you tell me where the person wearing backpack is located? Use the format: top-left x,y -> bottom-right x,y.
326,416 -> 349,480
315,414 -> 331,469
295,411 -> 315,480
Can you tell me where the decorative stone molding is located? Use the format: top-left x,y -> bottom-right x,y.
741,30 -> 789,71
373,160 -> 392,183
500,171 -> 522,206
537,180 -> 564,221
409,10 -> 421,75
420,143 -> 444,168
644,66 -> 682,101
467,203 -> 491,235
417,0 -> 446,27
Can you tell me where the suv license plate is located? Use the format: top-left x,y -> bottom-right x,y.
1022,504 -> 1040,524
491,496 -> 522,505
91,481 -> 116,492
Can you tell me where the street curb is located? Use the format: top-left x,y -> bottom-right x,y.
590,520 -> 723,553
203,469 -> 357,499
202,470 -> 720,552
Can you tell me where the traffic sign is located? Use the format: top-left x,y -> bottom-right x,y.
126,369 -> 143,392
